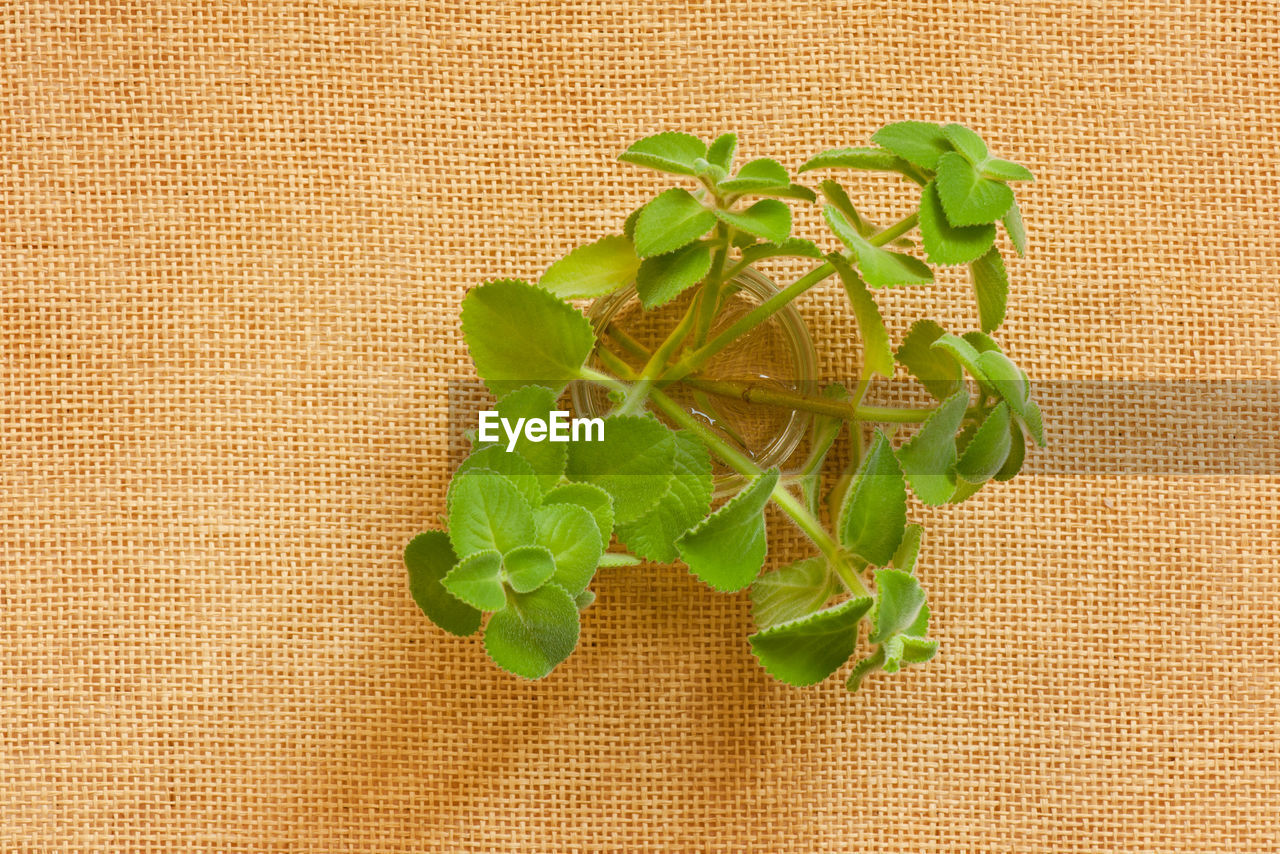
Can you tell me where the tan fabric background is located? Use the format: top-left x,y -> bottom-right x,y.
4,1 -> 1278,850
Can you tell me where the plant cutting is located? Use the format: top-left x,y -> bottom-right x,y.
405,122 -> 1044,690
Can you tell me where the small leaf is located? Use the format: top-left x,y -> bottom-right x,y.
574,589 -> 597,611
442,549 -> 506,611
447,470 -> 536,558
892,524 -> 924,574
676,469 -> 779,592
994,419 -> 1027,482
707,133 -> 737,171
739,237 -> 824,264
750,556 -> 839,631
618,132 -> 707,177
1021,399 -> 1047,448
615,431 -> 712,563
982,158 -> 1034,182
633,188 -> 718,258
483,584 -> 579,679
760,183 -> 818,202
502,544 -> 557,593
969,247 -> 1008,332
870,568 -> 928,643
717,157 -> 789,193
533,503 -> 603,594
1003,199 -> 1028,256
494,385 -> 567,492
539,235 -> 640,300
456,445 -> 541,508
975,350 -> 1031,417
542,482 -> 614,552
918,180 -> 996,266
749,597 -> 873,686
565,415 -> 676,525
871,121 -> 953,170
714,199 -> 791,243
799,146 -> 909,173
461,279 -> 595,397
819,179 -> 869,235
635,241 -> 713,309
956,402 -> 1013,484
830,255 -> 893,377
930,332 -> 991,387
896,390 -> 969,505
961,330 -> 1002,354
405,531 -> 481,636
597,552 -> 642,568
934,152 -> 1014,226
942,123 -> 988,164
839,431 -> 907,566
846,647 -> 886,692
623,207 -> 640,241
824,206 -> 933,288
896,320 -> 964,400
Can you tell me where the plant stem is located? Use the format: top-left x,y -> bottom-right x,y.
578,366 -> 631,397
603,324 -> 651,362
693,225 -> 733,346
616,296 -> 700,414
683,377 -> 957,423
868,212 -> 918,247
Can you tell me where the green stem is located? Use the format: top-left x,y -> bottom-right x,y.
578,366 -> 631,397
693,225 -> 733,346
603,324 -> 651,362
683,377 -> 959,423
867,212 -> 918,247
617,296 -> 700,414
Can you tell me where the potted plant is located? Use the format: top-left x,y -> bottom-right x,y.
405,122 -> 1043,690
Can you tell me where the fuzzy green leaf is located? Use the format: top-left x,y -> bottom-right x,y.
982,158 -> 1034,182
846,647 -> 885,692
574,589 -> 597,611
503,544 -> 557,593
455,445 -> 541,508
759,183 -> 818,202
447,470 -> 536,558
819,179 -> 868,235
995,419 -> 1027,482
824,206 -> 933,287
871,121 -> 953,170
633,188 -> 718,258
930,332 -> 991,388
975,350 -> 1031,417
739,237 -> 824,264
676,469 -> 779,592
896,390 -> 969,505
442,549 -> 506,611
892,524 -> 924,574
942,123 -> 988,164
707,133 -> 737,171
483,584 -> 579,679
799,146 -> 909,174
542,483 -> 614,552
749,597 -> 873,686
1003,199 -> 1028,256
461,279 -> 595,397
1021,399 -> 1047,448
969,247 -> 1008,332
404,531 -> 481,637
717,157 -> 790,193
830,255 -> 893,377
870,568 -> 929,643
615,431 -> 712,563
635,241 -> 713,309
533,503 -> 603,594
956,402 -> 1013,484
539,235 -> 640,300
493,385 -> 567,492
919,180 -> 996,266
839,431 -> 907,566
935,152 -> 1014,226
565,415 -> 675,525
597,552 -> 642,568
714,199 -> 791,243
896,320 -> 964,400
750,556 -> 839,631
618,132 -> 707,177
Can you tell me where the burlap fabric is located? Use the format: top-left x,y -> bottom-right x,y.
5,2 -> 1278,851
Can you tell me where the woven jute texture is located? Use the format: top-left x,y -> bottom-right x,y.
4,1 -> 1279,851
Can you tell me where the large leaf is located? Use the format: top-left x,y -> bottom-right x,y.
615,431 -> 713,563
565,415 -> 676,525
483,583 -> 579,679
442,549 -> 506,611
539,235 -> 640,299
934,152 -> 1014,226
830,255 -> 893,377
824,206 -> 933,288
446,469 -> 536,558
455,445 -> 541,508
618,132 -> 707,177
918,180 -> 996,266
633,188 -> 718,258
871,121 -> 953,170
676,469 -> 779,592
969,247 -> 1008,332
749,597 -> 873,686
635,241 -> 712,309
895,320 -> 964,400
713,199 -> 791,243
896,390 -> 969,505
494,384 -> 567,492
838,431 -> 907,566
533,503 -> 603,594
404,531 -> 481,636
461,279 -> 595,396
542,483 -> 614,552
750,556 -> 839,631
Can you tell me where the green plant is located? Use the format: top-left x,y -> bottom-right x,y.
405,122 -> 1043,689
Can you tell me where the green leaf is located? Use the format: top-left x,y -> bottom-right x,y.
824,206 -> 933,288
442,549 -> 506,611
749,597 -> 873,686
896,320 -> 964,400
819,179 -> 869,235
597,552 -> 642,568
919,180 -> 996,266
994,419 -> 1026,482
707,133 -> 737,171
830,255 -> 893,377
447,470 -> 536,558
846,647 -> 885,692
759,183 -> 818,202
956,402 -> 1013,484
574,589 -> 597,611
618,132 -> 707,177
455,445 -> 541,508
635,241 -> 713,309
870,568 -> 928,643
799,146 -> 909,173
1021,399 -> 1047,448
896,390 -> 969,505
633,188 -> 718,258
871,121 -> 953,170
461,279 -> 595,397
892,524 -> 924,574
615,431 -> 712,563
942,123 -> 988,164
739,237 -> 824,265
494,385 -> 567,492
483,584 -> 579,679
934,152 -> 1014,226
982,158 -> 1034,182
961,330 -> 1002,354
714,199 -> 791,243
404,531 -> 481,636
623,207 -> 640,242
676,469 -> 779,592
533,503 -> 603,594
930,332 -> 991,387
502,544 -> 557,593
839,430 -> 907,566
539,235 -> 640,300
969,247 -> 1008,332
565,415 -> 676,525
750,556 -> 839,631
542,483 -> 614,552
975,350 -> 1030,417
1003,199 -> 1027,256
717,157 -> 789,193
